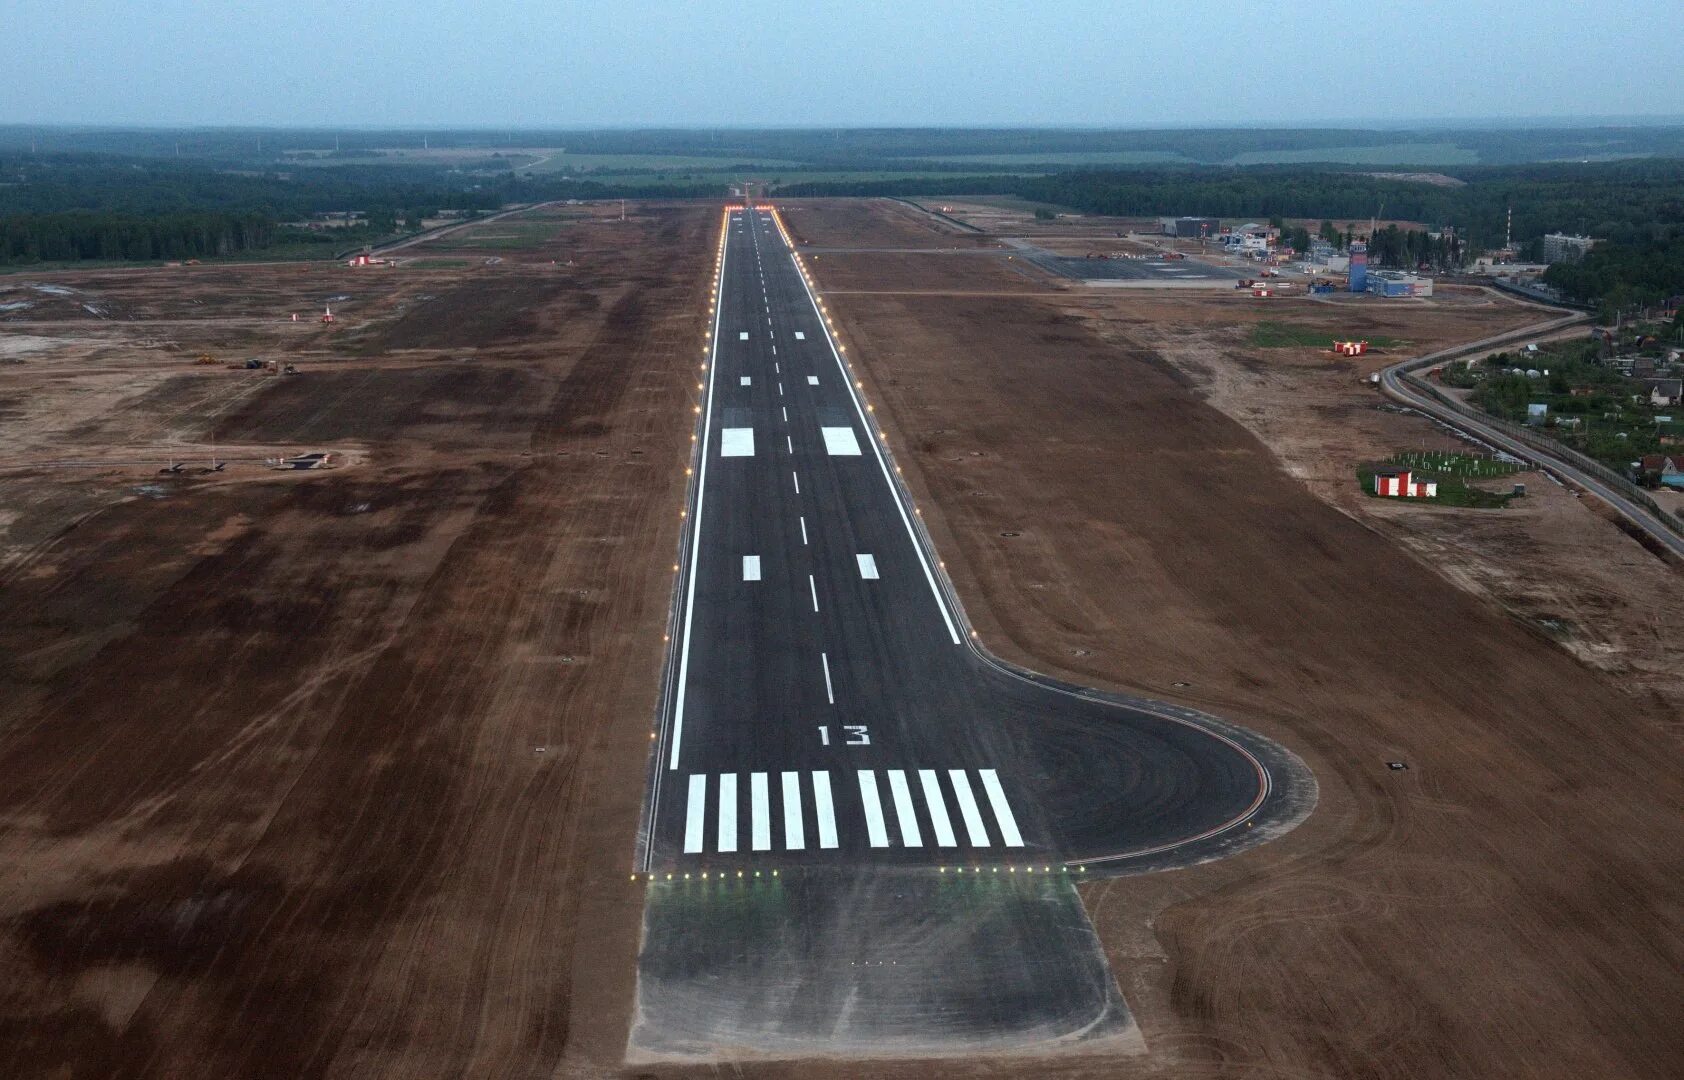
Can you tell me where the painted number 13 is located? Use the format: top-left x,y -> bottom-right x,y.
817,725 -> 870,746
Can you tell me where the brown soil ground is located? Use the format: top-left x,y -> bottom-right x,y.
0,203 -> 709,1077
767,200 -> 1683,1079
4,195 -> 1680,1080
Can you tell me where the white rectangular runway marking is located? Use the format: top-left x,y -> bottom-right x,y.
821,427 -> 862,456
820,651 -> 834,703
781,407 -> 788,423
739,331 -> 748,340
807,375 -> 820,386
857,771 -> 890,848
717,773 -> 738,853
800,516 -> 808,545
794,331 -> 805,340
720,428 -> 754,457
857,554 -> 879,579
751,772 -> 771,851
808,574 -> 819,612
786,435 -> 793,454
791,470 -> 800,494
813,772 -> 839,849
739,376 -> 751,386
742,555 -> 760,581
683,774 -> 706,854
886,770 -> 923,847
781,771 -> 805,849
948,769 -> 991,846
774,362 -> 780,373
979,769 -> 1025,847
778,382 -> 784,396
919,769 -> 958,847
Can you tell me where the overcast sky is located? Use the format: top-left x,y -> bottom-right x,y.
5,0 -> 1680,128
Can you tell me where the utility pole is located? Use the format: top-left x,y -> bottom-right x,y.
1506,205 -> 1513,252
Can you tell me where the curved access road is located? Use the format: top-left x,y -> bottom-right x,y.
1377,313 -> 1684,560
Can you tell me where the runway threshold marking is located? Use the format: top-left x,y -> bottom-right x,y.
813,771 -> 840,848
718,773 -> 738,853
918,769 -> 958,847
857,771 -> 891,848
948,769 -> 991,846
886,769 -> 923,847
751,772 -> 772,851
683,774 -> 706,853
979,769 -> 1026,847
781,771 -> 806,849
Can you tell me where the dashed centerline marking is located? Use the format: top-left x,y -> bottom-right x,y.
820,652 -> 834,704
800,516 -> 808,545
792,471 -> 800,494
809,574 -> 819,612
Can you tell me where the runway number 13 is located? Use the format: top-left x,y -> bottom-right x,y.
817,725 -> 870,746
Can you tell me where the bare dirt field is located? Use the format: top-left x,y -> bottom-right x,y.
4,195 -> 1680,1080
0,203 -> 710,1077
784,200 -> 1683,1079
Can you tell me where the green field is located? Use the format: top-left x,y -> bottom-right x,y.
402,257 -> 472,268
1250,321 -> 1406,349
1358,452 -> 1523,508
913,151 -> 1189,166
1227,142 -> 1480,166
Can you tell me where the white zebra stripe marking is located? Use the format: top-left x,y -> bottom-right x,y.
683,774 -> 706,854
718,773 -> 738,853
857,771 -> 890,848
781,771 -> 805,850
813,771 -> 839,849
978,769 -> 1025,847
751,772 -> 771,851
886,770 -> 922,847
947,769 -> 991,846
919,769 -> 957,847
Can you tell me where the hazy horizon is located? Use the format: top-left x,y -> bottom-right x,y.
5,0 -> 1680,129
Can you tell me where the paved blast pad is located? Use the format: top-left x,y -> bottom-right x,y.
627,867 -> 1142,1062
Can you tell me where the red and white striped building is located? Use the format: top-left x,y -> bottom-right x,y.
1373,467 -> 1436,498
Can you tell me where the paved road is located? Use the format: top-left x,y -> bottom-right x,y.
640,207 -> 1310,874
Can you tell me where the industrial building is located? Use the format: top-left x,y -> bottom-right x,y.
1366,270 -> 1434,297
1162,216 -> 1220,238
1542,233 -> 1598,264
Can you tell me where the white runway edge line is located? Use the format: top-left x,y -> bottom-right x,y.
774,209 -> 960,644
667,209 -> 731,770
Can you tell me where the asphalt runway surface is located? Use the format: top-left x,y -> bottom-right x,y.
629,206 -> 1313,1060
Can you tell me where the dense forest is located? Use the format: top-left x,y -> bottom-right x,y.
8,123 -> 1684,167
1543,233 -> 1684,310
0,153 -> 727,264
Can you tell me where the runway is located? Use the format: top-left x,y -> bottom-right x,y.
640,206 -> 1307,874
629,205 -> 1314,1060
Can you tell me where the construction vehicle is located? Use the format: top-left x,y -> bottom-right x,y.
193,353 -> 218,365
282,364 -> 300,376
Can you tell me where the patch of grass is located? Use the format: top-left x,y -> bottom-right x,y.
1251,321 -> 1405,349
1358,455 -> 1522,509
403,258 -> 472,269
